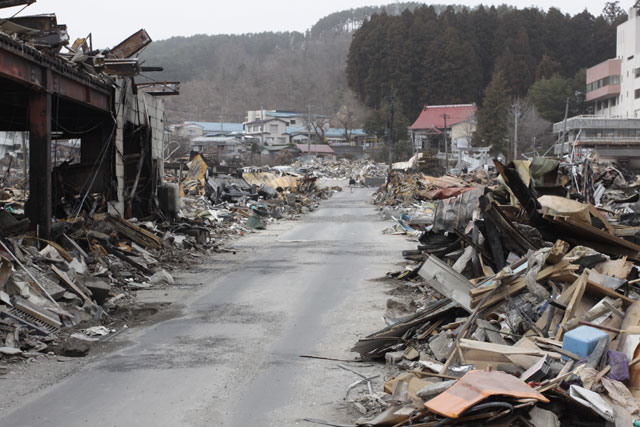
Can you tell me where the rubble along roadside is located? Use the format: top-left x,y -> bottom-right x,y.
0,164 -> 340,373
311,157 -> 640,427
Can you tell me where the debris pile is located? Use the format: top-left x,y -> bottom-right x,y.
291,157 -> 387,186
0,9 -> 178,94
334,158 -> 640,426
0,153 -> 338,364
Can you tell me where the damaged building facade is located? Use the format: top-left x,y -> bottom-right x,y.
0,2 -> 177,240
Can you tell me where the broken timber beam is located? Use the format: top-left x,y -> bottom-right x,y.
105,214 -> 163,250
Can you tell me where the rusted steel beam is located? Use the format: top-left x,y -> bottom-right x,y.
28,82 -> 52,240
52,73 -> 111,111
111,29 -> 151,58
0,43 -> 111,112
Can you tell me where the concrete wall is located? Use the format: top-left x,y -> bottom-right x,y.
451,120 -> 476,144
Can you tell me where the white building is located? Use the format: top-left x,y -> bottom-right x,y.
556,5 -> 640,166
245,110 -> 305,126
587,6 -> 640,117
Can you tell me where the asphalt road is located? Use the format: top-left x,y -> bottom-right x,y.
0,187 -> 408,427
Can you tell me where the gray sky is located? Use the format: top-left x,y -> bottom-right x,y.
2,0 -> 631,48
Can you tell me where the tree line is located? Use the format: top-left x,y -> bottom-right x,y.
346,2 -> 627,157
139,3 -> 460,126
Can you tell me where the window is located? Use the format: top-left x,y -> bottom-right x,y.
603,99 -> 608,109
269,124 -> 278,133
635,89 -> 640,99
586,75 -> 621,92
597,101 -> 602,110
611,97 -> 617,106
266,137 -> 274,143
277,137 -> 287,144
635,69 -> 640,78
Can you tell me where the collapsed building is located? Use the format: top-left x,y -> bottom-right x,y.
0,0 -> 179,239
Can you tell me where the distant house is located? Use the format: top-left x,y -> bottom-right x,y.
296,143 -> 336,160
324,128 -> 367,146
168,121 -> 243,143
409,104 -> 477,153
191,135 -> 245,160
184,121 -> 244,136
286,125 -> 310,143
285,126 -> 369,146
168,122 -> 204,139
245,118 -> 290,145
246,109 -> 306,126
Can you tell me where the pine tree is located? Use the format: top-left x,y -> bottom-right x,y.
423,26 -> 482,105
536,54 -> 563,80
476,70 -> 511,156
494,28 -> 536,97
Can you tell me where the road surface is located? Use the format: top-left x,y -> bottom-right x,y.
0,187 -> 408,427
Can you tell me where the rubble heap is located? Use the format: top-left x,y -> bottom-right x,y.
291,157 -> 387,185
337,157 -> 640,426
0,155 -> 337,364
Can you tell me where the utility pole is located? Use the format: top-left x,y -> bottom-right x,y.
441,113 -> 449,172
260,104 -> 264,150
307,105 -> 312,159
388,97 -> 394,171
509,99 -> 524,161
514,109 -> 519,161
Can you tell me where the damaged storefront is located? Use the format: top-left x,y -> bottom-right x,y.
0,7 -> 176,239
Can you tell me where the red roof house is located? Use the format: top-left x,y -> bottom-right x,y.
410,104 -> 477,152
410,104 -> 477,131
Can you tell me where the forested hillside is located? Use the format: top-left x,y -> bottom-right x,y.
346,3 -> 626,155
140,3 -> 456,123
141,0 -> 626,158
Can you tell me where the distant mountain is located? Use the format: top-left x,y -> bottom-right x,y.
139,3 -> 456,124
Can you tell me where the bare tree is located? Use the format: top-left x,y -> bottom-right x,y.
307,114 -> 330,143
505,98 -> 551,160
333,90 -> 369,143
603,1 -> 625,24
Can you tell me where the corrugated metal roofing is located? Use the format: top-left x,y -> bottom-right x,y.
266,111 -> 303,118
325,128 -> 366,137
286,127 -> 367,138
286,125 -> 307,134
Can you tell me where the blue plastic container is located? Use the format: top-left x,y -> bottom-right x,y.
562,326 -> 609,359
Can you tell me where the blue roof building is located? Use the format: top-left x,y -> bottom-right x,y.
184,121 -> 244,135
